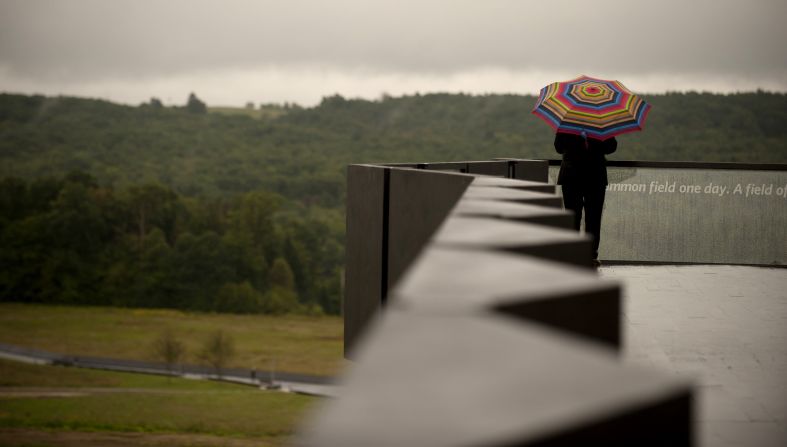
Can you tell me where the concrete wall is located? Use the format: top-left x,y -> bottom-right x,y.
389,159 -> 549,182
325,159 -> 694,446
343,165 -> 387,356
299,313 -> 691,447
344,166 -> 473,355
497,158 -> 550,182
386,169 -> 475,292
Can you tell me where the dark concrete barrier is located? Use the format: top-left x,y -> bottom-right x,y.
328,158 -> 694,446
466,160 -> 509,176
431,216 -> 593,269
298,312 -> 691,447
461,186 -> 563,207
344,166 -> 473,355
451,199 -> 574,229
388,159 -> 549,183
343,165 -> 387,356
496,158 -> 550,182
387,169 -> 474,293
391,246 -> 620,348
344,165 -> 563,354
470,176 -> 557,194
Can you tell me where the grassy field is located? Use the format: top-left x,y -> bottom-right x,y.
0,303 -> 344,377
0,359 -> 318,446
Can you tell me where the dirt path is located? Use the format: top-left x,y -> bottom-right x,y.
0,428 -> 284,447
0,387 -> 234,398
0,388 -> 89,398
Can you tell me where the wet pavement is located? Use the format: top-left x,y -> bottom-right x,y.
600,265 -> 787,447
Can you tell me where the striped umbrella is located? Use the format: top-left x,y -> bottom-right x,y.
532,75 -> 651,140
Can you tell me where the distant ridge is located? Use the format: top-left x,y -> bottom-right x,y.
1,91 -> 785,201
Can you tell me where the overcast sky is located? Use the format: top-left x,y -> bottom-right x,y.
1,0 -> 785,106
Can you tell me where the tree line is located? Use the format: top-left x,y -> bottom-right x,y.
0,172 -> 343,315
1,90 -> 785,315
1,91 -> 784,208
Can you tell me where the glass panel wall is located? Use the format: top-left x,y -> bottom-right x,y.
549,164 -> 787,265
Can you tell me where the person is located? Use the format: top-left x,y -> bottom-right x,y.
554,131 -> 617,267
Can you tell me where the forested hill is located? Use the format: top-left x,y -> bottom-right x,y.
1,91 -> 785,315
2,91 -> 786,205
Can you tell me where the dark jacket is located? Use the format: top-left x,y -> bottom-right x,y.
554,133 -> 617,186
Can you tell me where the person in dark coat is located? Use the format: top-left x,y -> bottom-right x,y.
554,131 -> 617,266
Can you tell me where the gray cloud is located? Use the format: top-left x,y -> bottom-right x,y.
1,0 -> 785,103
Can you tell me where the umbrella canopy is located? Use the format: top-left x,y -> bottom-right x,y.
532,75 -> 651,140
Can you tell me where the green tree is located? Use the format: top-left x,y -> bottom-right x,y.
39,178 -> 113,304
225,191 -> 282,290
123,228 -> 176,308
269,257 -> 295,290
186,92 -> 207,114
261,286 -> 300,315
215,281 -> 262,314
199,330 -> 235,378
0,214 -> 50,302
0,177 -> 28,224
283,235 -> 311,304
228,191 -> 281,256
261,258 -> 300,314
169,231 -> 237,311
125,183 -> 179,249
152,330 -> 186,376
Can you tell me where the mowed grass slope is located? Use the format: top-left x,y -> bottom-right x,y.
0,303 -> 344,377
0,359 -> 317,446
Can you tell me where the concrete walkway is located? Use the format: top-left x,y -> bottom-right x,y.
0,343 -> 339,397
600,265 -> 787,447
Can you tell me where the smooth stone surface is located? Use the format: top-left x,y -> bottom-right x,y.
431,216 -> 593,268
387,168 -> 474,291
462,186 -> 563,208
420,161 -> 468,172
466,160 -> 509,176
603,265 -> 787,447
391,246 -> 621,347
344,164 -> 387,355
383,162 -> 419,168
470,176 -> 556,193
495,158 -> 550,182
297,312 -> 692,447
451,198 -> 574,229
